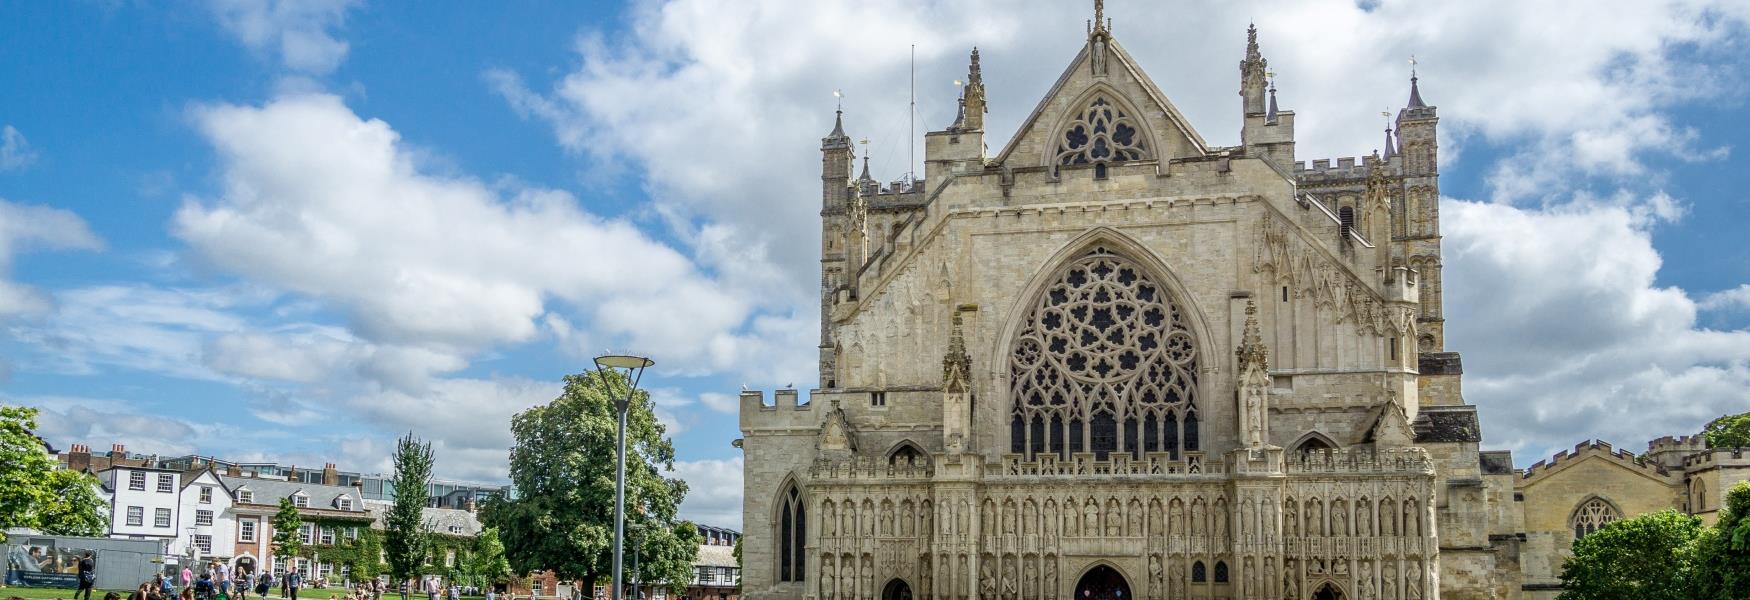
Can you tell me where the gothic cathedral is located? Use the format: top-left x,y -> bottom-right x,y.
739,8 -> 1523,600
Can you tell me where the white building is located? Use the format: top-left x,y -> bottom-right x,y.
98,465 -> 184,542
171,469 -> 237,564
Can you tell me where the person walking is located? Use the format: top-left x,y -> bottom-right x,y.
75,551 -> 97,600
257,571 -> 274,600
286,568 -> 303,600
182,566 -> 195,589
238,570 -> 253,600
424,577 -> 439,600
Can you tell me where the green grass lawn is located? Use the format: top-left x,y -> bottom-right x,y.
1,586 -> 133,600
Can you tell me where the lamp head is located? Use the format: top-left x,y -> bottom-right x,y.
594,354 -> 654,370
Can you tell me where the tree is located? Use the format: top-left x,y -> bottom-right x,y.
1558,509 -> 1704,600
465,527 -> 511,587
385,432 -> 434,583
1695,481 -> 1750,599
481,370 -> 699,595
0,406 -> 108,541
1703,412 -> 1750,449
272,498 -> 304,571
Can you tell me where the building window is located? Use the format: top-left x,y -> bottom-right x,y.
532,580 -> 543,595
157,474 -> 175,493
292,494 -> 309,508
870,391 -> 886,407
338,497 -> 352,511
196,509 -> 214,526
194,535 -> 213,554
1214,561 -> 1229,583
1191,561 -> 1206,583
347,526 -> 359,540
320,526 -> 335,545
155,508 -> 172,528
1694,480 -> 1709,512
127,506 -> 144,526
238,490 -> 254,504
777,484 -> 806,582
199,486 -> 214,504
240,519 -> 258,543
300,523 -> 314,544
129,472 -> 147,491
1009,247 -> 1201,460
1055,96 -> 1148,166
444,550 -> 456,568
1572,497 -> 1621,540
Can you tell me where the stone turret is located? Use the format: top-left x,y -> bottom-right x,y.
820,108 -> 858,387
1396,67 -> 1444,351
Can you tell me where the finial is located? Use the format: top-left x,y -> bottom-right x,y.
1381,111 -> 1397,160
1406,55 -> 1427,108
829,89 -> 846,138
1094,0 -> 1104,28
969,47 -> 982,84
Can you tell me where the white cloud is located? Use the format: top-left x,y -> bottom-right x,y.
1,125 -> 37,170
1700,284 -> 1750,312
1443,199 -> 1750,460
698,392 -> 738,414
8,395 -> 213,457
0,199 -> 103,318
207,0 -> 359,75
672,457 -> 743,529
347,376 -> 560,481
10,284 -> 261,380
175,93 -> 813,387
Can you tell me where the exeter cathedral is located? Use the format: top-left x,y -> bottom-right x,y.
736,4 -> 1750,599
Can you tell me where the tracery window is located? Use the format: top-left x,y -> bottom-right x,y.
1010,247 -> 1200,460
1055,97 -> 1148,167
777,484 -> 805,582
1570,498 -> 1619,540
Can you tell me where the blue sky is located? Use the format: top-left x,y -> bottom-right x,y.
3,0 -> 1749,529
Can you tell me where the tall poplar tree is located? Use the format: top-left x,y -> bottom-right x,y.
271,498 -> 304,571
385,433 -> 434,582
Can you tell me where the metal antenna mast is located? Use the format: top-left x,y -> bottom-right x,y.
909,43 -> 916,185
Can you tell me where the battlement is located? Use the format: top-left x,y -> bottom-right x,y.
739,388 -> 821,431
1683,448 -> 1750,469
1648,434 -> 1707,453
1294,154 -> 1391,184
1521,439 -> 1670,480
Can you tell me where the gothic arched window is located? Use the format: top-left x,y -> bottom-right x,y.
777,484 -> 805,582
1191,561 -> 1206,583
1693,480 -> 1708,512
1213,561 -> 1229,583
1009,247 -> 1200,460
1055,97 -> 1149,167
1571,497 -> 1619,540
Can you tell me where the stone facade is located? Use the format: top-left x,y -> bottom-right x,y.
738,8 -> 1725,600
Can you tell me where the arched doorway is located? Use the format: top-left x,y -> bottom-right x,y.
881,579 -> 912,600
1074,565 -> 1131,600
1313,582 -> 1345,600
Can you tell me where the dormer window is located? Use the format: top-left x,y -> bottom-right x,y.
292,493 -> 309,508
238,489 -> 254,504
337,497 -> 353,511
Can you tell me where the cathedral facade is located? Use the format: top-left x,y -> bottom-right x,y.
739,9 -> 1520,600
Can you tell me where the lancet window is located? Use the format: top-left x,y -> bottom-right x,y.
1570,497 -> 1619,540
777,484 -> 805,582
1009,246 -> 1201,460
1055,97 -> 1148,167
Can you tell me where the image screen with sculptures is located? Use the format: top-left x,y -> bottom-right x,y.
736,4 -> 1737,600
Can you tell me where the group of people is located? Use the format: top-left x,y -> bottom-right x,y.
123,561 -> 292,600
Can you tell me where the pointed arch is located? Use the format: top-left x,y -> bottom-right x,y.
773,476 -> 807,583
1289,431 -> 1341,455
886,440 -> 928,467
1571,495 -> 1621,540
1041,83 -> 1161,170
997,228 -> 1216,461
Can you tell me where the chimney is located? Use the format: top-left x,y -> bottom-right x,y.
112,443 -> 126,456
287,465 -> 297,481
68,443 -> 92,472
322,463 -> 338,486
226,463 -> 242,477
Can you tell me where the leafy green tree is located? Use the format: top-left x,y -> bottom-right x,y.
385,433 -> 434,582
37,468 -> 110,536
481,370 -> 699,594
1559,509 -> 1704,600
1703,412 -> 1750,449
271,498 -> 304,570
1695,481 -> 1750,599
0,406 -> 109,541
465,527 -> 512,587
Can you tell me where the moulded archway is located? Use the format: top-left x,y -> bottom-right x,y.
881,578 -> 912,600
1312,581 -> 1346,600
1073,564 -> 1131,600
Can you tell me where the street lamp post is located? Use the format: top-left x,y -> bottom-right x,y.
593,354 -> 654,600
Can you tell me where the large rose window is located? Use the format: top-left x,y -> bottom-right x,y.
1009,247 -> 1200,460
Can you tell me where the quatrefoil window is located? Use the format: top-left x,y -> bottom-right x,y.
1010,247 -> 1199,460
1055,97 -> 1148,166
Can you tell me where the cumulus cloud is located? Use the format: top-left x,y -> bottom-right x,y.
1,125 -> 37,170
1700,284 -> 1750,312
672,457 -> 743,529
10,395 -> 211,457
207,0 -> 359,75
1443,199 -> 1750,461
0,199 -> 103,318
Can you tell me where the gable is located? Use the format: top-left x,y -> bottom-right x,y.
995,34 -> 1208,169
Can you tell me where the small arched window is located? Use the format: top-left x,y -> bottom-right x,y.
1571,497 -> 1619,540
777,484 -> 806,582
1339,206 -> 1357,238
1191,561 -> 1206,583
1693,480 -> 1708,512
1213,561 -> 1228,583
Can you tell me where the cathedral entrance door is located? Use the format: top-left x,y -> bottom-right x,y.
881,579 -> 911,600
1312,582 -> 1344,600
1073,565 -> 1130,600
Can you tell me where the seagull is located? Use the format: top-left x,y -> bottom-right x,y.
741,383 -> 750,391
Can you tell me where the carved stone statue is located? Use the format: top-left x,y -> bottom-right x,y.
1044,560 -> 1058,597
1383,563 -> 1398,600
1264,559 -> 1277,600
1170,564 -> 1185,598
1084,500 -> 1099,535
918,556 -> 931,599
881,504 -> 894,536
979,559 -> 996,598
1356,503 -> 1371,536
1406,564 -> 1422,600
1332,503 -> 1348,536
822,557 -> 836,599
1000,559 -> 1017,600
1148,555 -> 1163,600
861,556 -> 874,598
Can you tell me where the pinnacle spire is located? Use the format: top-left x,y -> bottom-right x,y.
859,155 -> 871,182
1266,78 -> 1279,123
1246,23 -> 1261,63
829,108 -> 846,138
1407,56 -> 1427,108
1236,300 -> 1268,370
1383,126 -> 1397,160
1089,0 -> 1110,36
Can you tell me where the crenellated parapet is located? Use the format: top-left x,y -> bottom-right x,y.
1294,155 -> 1393,186
1520,439 -> 1673,483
